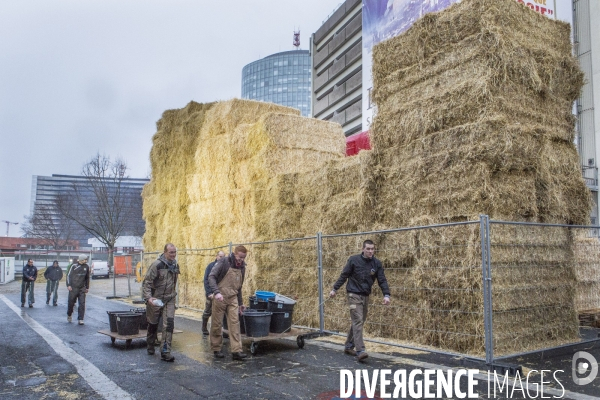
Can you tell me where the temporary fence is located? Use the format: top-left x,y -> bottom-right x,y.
139,216 -> 600,367
4,250 -> 144,299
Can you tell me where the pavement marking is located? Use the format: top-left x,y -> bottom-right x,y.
0,294 -> 135,400
312,340 -> 600,400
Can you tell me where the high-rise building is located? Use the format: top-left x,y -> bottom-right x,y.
241,50 -> 312,117
310,0 -> 362,137
30,175 -> 148,246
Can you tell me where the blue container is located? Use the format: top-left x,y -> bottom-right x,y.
255,291 -> 276,301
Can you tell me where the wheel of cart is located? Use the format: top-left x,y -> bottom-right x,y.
250,341 -> 259,355
296,335 -> 305,349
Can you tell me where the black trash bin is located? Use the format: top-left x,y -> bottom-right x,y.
107,311 -> 132,333
270,311 -> 293,334
116,313 -> 141,336
267,300 -> 294,313
248,295 -> 269,311
243,311 -> 272,337
130,308 -> 148,330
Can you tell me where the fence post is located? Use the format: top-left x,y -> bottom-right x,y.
317,232 -> 324,333
228,242 -> 233,254
480,215 -> 494,365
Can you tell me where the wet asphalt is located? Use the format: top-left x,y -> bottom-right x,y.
1,276 -> 600,399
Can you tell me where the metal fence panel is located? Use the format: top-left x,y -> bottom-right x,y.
489,221 -> 600,360
321,222 -> 485,358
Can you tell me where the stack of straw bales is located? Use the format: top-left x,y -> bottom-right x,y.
143,0 -> 590,355
143,99 -> 346,307
365,0 -> 588,354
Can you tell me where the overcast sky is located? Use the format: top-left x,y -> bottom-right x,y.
0,0 -> 343,234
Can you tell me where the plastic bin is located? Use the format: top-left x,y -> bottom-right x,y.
270,311 -> 293,333
116,313 -> 141,336
223,309 -> 260,334
243,311 -> 272,337
274,294 -> 296,305
107,311 -> 133,332
267,300 -> 295,313
249,295 -> 269,311
255,291 -> 276,301
130,308 -> 148,330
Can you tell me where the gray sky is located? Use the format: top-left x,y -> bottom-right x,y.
0,0 -> 343,234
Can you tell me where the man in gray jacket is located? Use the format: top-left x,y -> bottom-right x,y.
142,243 -> 180,362
66,254 -> 90,325
44,260 -> 64,306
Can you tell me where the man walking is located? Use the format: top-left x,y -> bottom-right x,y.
330,240 -> 391,361
202,250 -> 225,336
143,243 -> 180,362
21,259 -> 38,308
66,254 -> 90,325
208,246 -> 248,360
44,260 -> 64,306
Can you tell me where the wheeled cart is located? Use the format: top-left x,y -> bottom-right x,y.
223,327 -> 325,355
97,329 -> 182,348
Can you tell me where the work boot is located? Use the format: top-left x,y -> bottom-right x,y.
161,352 -> 175,362
232,352 -> 247,360
29,304 -> 33,308
78,320 -> 84,325
357,351 -> 369,362
21,303 -> 24,307
344,347 -> 357,356
46,301 -> 49,305
213,351 -> 225,359
202,316 -> 209,336
67,315 -> 72,323
147,347 -> 155,355
53,303 -> 57,306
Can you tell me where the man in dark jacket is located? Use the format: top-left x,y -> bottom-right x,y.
330,240 -> 391,361
66,254 -> 90,325
142,243 -> 180,362
44,260 -> 64,306
208,246 -> 248,360
21,259 -> 38,307
202,250 -> 225,335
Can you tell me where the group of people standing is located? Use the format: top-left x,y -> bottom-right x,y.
19,255 -> 91,325
141,239 -> 390,364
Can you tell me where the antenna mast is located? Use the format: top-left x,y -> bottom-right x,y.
293,29 -> 300,49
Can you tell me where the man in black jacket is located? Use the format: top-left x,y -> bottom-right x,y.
330,240 -> 391,361
44,260 -> 64,306
21,259 -> 38,307
66,254 -> 90,325
202,250 -> 225,335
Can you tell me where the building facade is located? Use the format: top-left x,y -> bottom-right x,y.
30,175 -> 148,246
574,0 -> 600,225
241,50 -> 312,117
311,0 -> 363,137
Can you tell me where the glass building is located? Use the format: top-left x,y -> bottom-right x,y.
241,50 -> 311,117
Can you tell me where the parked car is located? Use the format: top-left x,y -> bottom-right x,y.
91,261 -> 110,279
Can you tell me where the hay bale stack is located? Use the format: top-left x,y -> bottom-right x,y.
364,0 -> 588,354
370,0 -> 588,226
144,99 -> 346,307
143,101 -> 216,250
572,236 -> 600,312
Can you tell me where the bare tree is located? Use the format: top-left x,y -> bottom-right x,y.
56,154 -> 145,268
22,201 -> 76,251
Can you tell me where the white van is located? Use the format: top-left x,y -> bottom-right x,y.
91,261 -> 109,279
